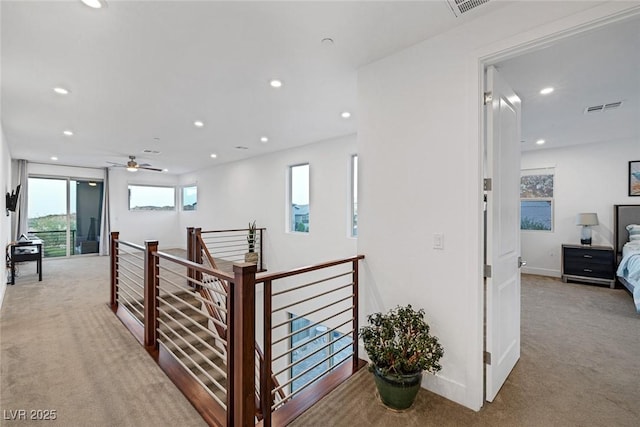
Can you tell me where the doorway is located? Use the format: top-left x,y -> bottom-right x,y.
481,10 -> 640,404
27,176 -> 104,257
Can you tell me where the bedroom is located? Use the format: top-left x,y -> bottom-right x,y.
492,15 -> 640,312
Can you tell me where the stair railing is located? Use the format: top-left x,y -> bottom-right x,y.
255,255 -> 365,426
110,231 -> 365,426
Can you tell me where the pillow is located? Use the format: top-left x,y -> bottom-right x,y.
627,224 -> 640,241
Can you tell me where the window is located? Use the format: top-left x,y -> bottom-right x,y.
520,169 -> 554,231
128,185 -> 175,211
28,177 -> 104,257
351,155 -> 358,237
289,314 -> 352,393
182,185 -> 197,211
290,164 -> 309,233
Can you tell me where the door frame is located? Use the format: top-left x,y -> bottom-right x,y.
27,174 -> 104,258
475,5 -> 640,407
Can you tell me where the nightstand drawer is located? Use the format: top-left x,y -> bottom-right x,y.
563,247 -> 611,264
563,262 -> 613,279
561,244 -> 615,285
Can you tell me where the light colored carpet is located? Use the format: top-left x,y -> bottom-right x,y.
3,258 -> 639,427
1,255 -> 206,427
291,274 -> 640,427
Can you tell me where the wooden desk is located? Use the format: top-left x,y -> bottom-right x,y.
10,241 -> 43,285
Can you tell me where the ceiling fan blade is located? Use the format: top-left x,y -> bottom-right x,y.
138,166 -> 164,172
106,161 -> 125,167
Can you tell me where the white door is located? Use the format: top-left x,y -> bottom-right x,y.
485,65 -> 522,402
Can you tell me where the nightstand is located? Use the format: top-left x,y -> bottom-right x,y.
561,244 -> 615,288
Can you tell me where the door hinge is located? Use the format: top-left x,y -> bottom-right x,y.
484,351 -> 492,365
483,178 -> 492,191
484,91 -> 493,105
484,265 -> 492,278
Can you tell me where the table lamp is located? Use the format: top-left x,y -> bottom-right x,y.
575,213 -> 598,245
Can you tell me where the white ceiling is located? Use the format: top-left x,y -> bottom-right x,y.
496,14 -> 640,152
1,2 -> 638,175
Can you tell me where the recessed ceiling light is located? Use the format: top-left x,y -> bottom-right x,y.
81,0 -> 107,9
341,111 -> 351,119
536,139 -> 546,145
210,153 -> 217,158
162,168 -> 169,172
63,130 -> 73,136
194,120 -> 204,128
269,79 -> 283,88
321,38 -> 334,45
51,156 -> 58,161
260,136 -> 269,143
540,87 -> 554,95
53,87 -> 70,95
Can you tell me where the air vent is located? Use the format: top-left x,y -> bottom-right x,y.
142,149 -> 161,154
584,101 -> 623,114
446,0 -> 491,17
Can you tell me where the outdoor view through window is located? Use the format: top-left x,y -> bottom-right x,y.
520,169 -> 554,231
290,164 -> 309,233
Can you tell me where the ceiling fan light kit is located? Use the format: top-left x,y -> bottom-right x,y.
107,155 -> 163,172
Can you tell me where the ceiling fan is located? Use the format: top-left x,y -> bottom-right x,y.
107,155 -> 163,172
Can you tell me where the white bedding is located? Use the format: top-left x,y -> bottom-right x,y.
617,241 -> 640,313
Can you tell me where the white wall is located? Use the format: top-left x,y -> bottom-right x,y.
109,168 -> 181,247
521,138 -> 638,277
357,0 -> 639,411
1,125 -> 12,308
178,134 -> 358,272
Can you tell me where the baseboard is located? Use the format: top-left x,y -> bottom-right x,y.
358,343 -> 480,411
521,267 -> 560,278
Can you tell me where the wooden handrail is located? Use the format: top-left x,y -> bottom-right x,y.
201,227 -> 266,234
256,255 -> 365,283
111,229 -> 366,426
153,250 -> 234,282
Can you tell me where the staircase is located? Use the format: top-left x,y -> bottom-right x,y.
123,291 -> 228,405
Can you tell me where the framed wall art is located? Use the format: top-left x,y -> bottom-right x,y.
630,160 -> 640,196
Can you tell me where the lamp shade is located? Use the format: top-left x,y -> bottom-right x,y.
575,213 -> 599,226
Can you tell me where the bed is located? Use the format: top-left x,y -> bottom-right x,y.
614,204 -> 640,313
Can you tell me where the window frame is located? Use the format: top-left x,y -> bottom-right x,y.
181,184 -> 198,211
351,154 -> 358,238
289,163 -> 310,233
127,184 -> 176,211
520,168 -> 555,232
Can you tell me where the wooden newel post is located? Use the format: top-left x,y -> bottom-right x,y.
110,231 -> 119,310
144,240 -> 159,350
186,227 -> 194,284
352,258 -> 360,371
230,262 -> 258,427
194,228 -> 203,285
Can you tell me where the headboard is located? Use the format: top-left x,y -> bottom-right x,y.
614,204 -> 640,262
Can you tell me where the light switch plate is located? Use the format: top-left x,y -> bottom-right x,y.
433,233 -> 444,249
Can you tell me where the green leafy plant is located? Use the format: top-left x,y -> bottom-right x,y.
359,305 -> 444,377
247,220 -> 257,253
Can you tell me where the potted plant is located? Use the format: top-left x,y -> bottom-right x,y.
244,220 -> 259,263
359,304 -> 444,410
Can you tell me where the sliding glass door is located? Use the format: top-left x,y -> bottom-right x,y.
27,177 -> 103,258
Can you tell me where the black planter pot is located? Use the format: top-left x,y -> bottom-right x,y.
372,365 -> 423,410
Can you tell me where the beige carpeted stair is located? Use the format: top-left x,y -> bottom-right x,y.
158,291 -> 228,404
122,290 -> 228,404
